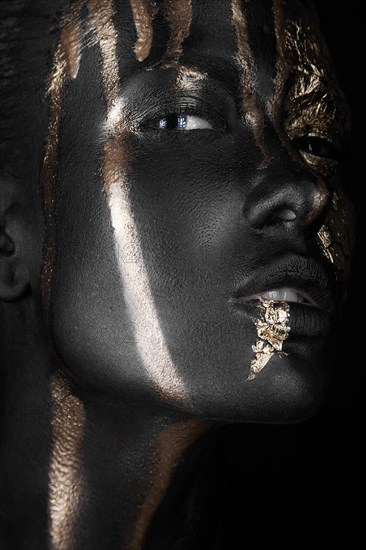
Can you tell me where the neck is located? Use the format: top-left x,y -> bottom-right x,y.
51,372 -> 207,550
0,303 -> 216,550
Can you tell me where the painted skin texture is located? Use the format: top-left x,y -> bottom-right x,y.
0,0 -> 354,549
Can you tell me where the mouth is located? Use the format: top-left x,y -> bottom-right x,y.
229,256 -> 340,337
246,287 -> 316,306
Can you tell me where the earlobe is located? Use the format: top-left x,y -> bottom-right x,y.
0,236 -> 30,302
0,226 -> 30,302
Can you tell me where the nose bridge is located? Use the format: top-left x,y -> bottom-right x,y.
244,146 -> 326,230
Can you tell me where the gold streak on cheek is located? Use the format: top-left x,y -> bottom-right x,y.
88,0 -> 188,401
126,420 -> 205,550
249,299 -> 290,381
103,137 -> 188,401
49,371 -> 85,550
129,0 -> 158,62
231,0 -> 268,165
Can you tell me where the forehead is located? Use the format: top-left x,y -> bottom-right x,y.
105,0 -> 317,77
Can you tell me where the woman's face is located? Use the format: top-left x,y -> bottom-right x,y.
46,0 -> 353,422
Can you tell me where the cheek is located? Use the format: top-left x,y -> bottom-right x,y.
51,167 -> 153,395
48,135 -> 330,419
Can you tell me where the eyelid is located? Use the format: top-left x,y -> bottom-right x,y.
138,97 -> 228,132
292,136 -> 341,161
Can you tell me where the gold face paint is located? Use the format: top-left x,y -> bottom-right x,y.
271,0 -> 288,121
282,17 -> 353,280
88,0 -> 120,110
231,0 -> 268,165
163,0 -> 192,63
316,192 -> 353,281
129,0 -> 157,62
283,19 -> 349,152
41,0 -> 85,312
126,420 -> 204,550
49,370 -> 85,550
42,5 -> 86,547
249,299 -> 290,381
88,0 -> 188,402
175,65 -> 208,90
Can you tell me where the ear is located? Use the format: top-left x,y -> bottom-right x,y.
0,183 -> 31,302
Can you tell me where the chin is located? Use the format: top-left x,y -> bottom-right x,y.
185,349 -> 329,425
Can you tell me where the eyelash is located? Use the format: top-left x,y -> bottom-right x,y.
141,103 -> 227,132
292,136 -> 341,162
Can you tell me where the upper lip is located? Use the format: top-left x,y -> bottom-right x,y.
230,255 -> 339,314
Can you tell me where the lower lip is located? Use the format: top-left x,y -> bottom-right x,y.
229,299 -> 333,338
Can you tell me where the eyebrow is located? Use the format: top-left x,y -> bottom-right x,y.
179,53 -> 240,89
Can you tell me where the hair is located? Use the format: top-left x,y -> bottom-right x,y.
0,0 -> 69,179
0,0 -> 327,182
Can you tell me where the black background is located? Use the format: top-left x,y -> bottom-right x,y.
219,4 -> 365,548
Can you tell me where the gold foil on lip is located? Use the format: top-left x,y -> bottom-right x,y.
249,298 -> 290,381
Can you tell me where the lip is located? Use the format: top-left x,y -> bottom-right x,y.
229,256 -> 340,338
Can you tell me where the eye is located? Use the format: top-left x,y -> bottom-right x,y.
292,136 -> 340,161
154,113 -> 214,131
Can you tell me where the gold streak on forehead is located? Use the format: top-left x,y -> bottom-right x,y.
163,0 -> 192,62
49,370 -> 85,550
249,299 -> 290,380
129,0 -> 157,62
88,0 -> 120,110
159,1 -> 206,93
126,420 -> 204,550
231,0 -> 268,165
271,0 -> 288,119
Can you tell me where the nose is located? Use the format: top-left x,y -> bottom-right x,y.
243,155 -> 327,231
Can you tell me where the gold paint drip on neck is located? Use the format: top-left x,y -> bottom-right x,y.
49,369 -> 85,550
126,419 -> 205,550
249,299 -> 290,380
231,0 -> 269,166
129,0 -> 157,62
